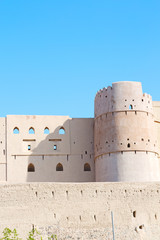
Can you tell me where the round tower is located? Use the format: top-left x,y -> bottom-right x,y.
94,81 -> 160,182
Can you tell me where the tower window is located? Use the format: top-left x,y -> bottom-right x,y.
129,105 -> 133,110
127,143 -> 131,148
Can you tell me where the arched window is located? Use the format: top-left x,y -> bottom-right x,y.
28,163 -> 35,172
59,127 -> 65,135
127,143 -> 131,148
129,105 -> 133,110
84,163 -> 91,171
29,127 -> 35,134
56,163 -> 63,171
13,127 -> 19,134
44,127 -> 50,134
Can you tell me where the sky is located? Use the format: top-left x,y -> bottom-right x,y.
0,0 -> 160,118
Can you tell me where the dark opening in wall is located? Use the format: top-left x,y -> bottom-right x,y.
85,151 -> 87,154
56,163 -> 63,171
28,163 -> 35,172
127,143 -> 131,148
84,163 -> 91,171
13,127 -> 19,134
133,211 -> 136,218
139,225 -> 144,230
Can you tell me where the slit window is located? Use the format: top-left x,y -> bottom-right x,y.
28,163 -> 35,172
56,163 -> 63,171
44,127 -> 50,134
28,145 -> 31,151
54,145 -> 57,150
13,127 -> 19,134
29,127 -> 35,134
59,127 -> 65,135
84,163 -> 91,171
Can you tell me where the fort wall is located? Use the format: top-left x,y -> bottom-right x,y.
0,182 -> 160,240
6,116 -> 94,182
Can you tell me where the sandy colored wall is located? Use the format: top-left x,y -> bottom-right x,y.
94,81 -> 160,182
6,115 -> 94,182
0,118 -> 6,181
0,182 -> 160,240
153,101 -> 160,157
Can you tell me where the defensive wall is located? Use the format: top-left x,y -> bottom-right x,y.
0,182 -> 160,240
0,81 -> 159,182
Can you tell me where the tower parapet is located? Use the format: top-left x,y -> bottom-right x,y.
94,81 -> 160,182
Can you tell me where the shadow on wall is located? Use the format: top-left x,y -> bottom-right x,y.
26,119 -> 94,182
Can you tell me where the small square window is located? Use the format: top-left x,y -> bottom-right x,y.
54,145 -> 57,150
28,145 -> 31,151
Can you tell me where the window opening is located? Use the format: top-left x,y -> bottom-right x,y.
28,145 -> 31,151
13,127 -> 19,134
56,163 -> 63,171
127,143 -> 131,148
129,105 -> 133,110
28,163 -> 35,172
84,163 -> 91,171
29,127 -> 35,134
44,127 -> 49,134
59,127 -> 65,135
54,145 -> 57,150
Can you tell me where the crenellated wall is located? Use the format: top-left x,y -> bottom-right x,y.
94,81 -> 160,182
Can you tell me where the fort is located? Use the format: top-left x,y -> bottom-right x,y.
0,81 -> 160,240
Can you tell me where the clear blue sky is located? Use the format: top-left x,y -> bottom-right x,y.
0,0 -> 160,118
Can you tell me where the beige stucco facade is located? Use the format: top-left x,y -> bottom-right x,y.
0,81 -> 160,182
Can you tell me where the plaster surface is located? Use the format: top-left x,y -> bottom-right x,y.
0,182 -> 160,240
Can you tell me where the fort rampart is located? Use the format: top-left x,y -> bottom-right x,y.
0,182 -> 160,240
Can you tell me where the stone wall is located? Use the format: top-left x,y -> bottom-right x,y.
0,182 -> 160,240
